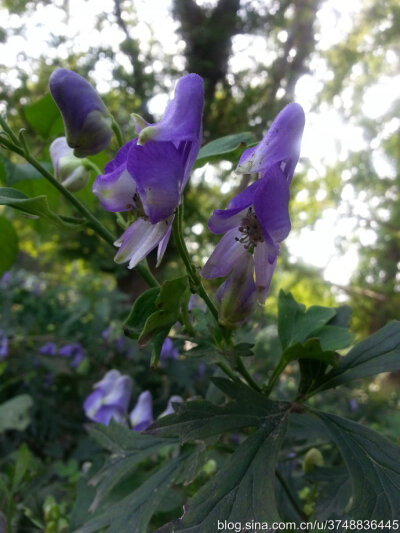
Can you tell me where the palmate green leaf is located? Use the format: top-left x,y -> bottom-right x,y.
160,416 -> 288,532
195,132 -> 255,167
282,338 -> 339,367
314,411 -> 400,519
0,186 -> 85,229
147,394 -> 287,444
277,291 -> 351,350
74,454 -> 185,533
312,321 -> 400,393
23,93 -> 64,139
86,422 -> 177,511
123,287 -> 160,339
138,276 -> 189,346
0,216 -> 18,274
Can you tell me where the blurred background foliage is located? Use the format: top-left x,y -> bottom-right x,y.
0,0 -> 399,528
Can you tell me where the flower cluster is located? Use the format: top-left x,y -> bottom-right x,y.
92,74 -> 204,269
39,341 -> 85,368
201,103 -> 305,326
83,370 -> 183,429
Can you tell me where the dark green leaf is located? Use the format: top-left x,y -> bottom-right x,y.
315,411 -> 400,519
0,186 -> 84,229
328,305 -> 352,328
123,287 -> 160,339
0,216 -> 18,274
315,321 -> 400,392
282,338 -> 339,367
86,422 -> 177,511
23,93 -> 64,139
161,416 -> 288,531
234,342 -> 254,357
277,290 -> 305,350
138,276 -> 189,346
74,454 -> 185,533
0,154 -> 48,185
306,467 -> 351,520
147,395 -> 286,444
315,325 -> 355,351
195,132 -> 255,165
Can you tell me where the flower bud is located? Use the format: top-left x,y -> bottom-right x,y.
50,137 -> 90,191
49,68 -> 112,157
302,448 -> 324,474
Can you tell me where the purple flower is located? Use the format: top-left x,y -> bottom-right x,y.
84,369 -> 132,425
39,342 -> 57,356
349,398 -> 359,411
160,395 -> 183,417
160,337 -> 179,363
1,271 -> 11,288
0,331 -> 8,359
129,390 -> 153,431
201,103 -> 305,324
58,342 -> 85,368
92,74 -> 204,269
50,137 -> 90,191
49,68 -> 113,157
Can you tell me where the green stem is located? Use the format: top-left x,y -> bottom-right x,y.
172,204 -> 219,322
216,361 -> 239,382
83,159 -> 102,175
264,358 -> 287,397
235,355 -> 261,392
275,468 -> 307,520
111,118 -> 124,148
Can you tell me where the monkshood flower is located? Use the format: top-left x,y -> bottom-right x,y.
129,391 -> 153,431
58,342 -> 85,367
49,68 -> 113,157
84,369 -> 132,425
92,74 -> 204,269
160,337 -> 179,364
0,331 -> 8,359
1,271 -> 11,288
39,342 -> 57,356
202,103 -> 305,324
160,395 -> 183,418
50,137 -> 90,192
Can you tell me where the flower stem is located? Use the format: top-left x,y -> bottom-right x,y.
235,355 -> 261,392
172,204 -> 219,322
264,358 -> 287,396
111,117 -> 124,148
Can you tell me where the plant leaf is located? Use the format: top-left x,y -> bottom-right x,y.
195,132 -> 255,166
0,394 -> 33,432
314,411 -> 400,519
123,287 -> 160,339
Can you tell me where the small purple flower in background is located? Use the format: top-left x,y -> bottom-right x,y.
39,342 -> 57,356
1,271 -> 11,288
160,337 -> 179,364
50,137 -> 90,191
58,342 -> 85,368
102,326 -> 111,341
84,370 -> 132,425
0,331 -> 8,359
201,103 -> 305,325
129,391 -> 154,431
92,74 -> 204,269
160,395 -> 183,417
349,398 -> 359,411
49,68 -> 113,157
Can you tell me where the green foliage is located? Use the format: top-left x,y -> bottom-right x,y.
0,215 -> 18,274
0,186 -> 85,229
195,131 -> 255,167
23,93 -> 64,139
0,394 -> 33,432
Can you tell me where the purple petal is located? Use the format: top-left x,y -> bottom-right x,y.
39,342 -> 57,356
253,165 -> 291,244
49,69 -> 112,157
92,405 -> 124,425
137,74 -> 204,187
254,242 -> 278,303
160,338 -> 179,362
50,137 -> 73,171
114,217 -> 172,269
208,207 -> 247,235
103,375 -> 132,411
130,391 -> 154,431
94,369 -> 122,395
93,141 -> 137,212
236,103 -> 305,182
156,218 -> 173,267
160,395 -> 183,417
83,389 -> 105,420
227,181 -> 258,209
217,252 -> 257,327
127,142 -> 182,223
201,229 -> 246,279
